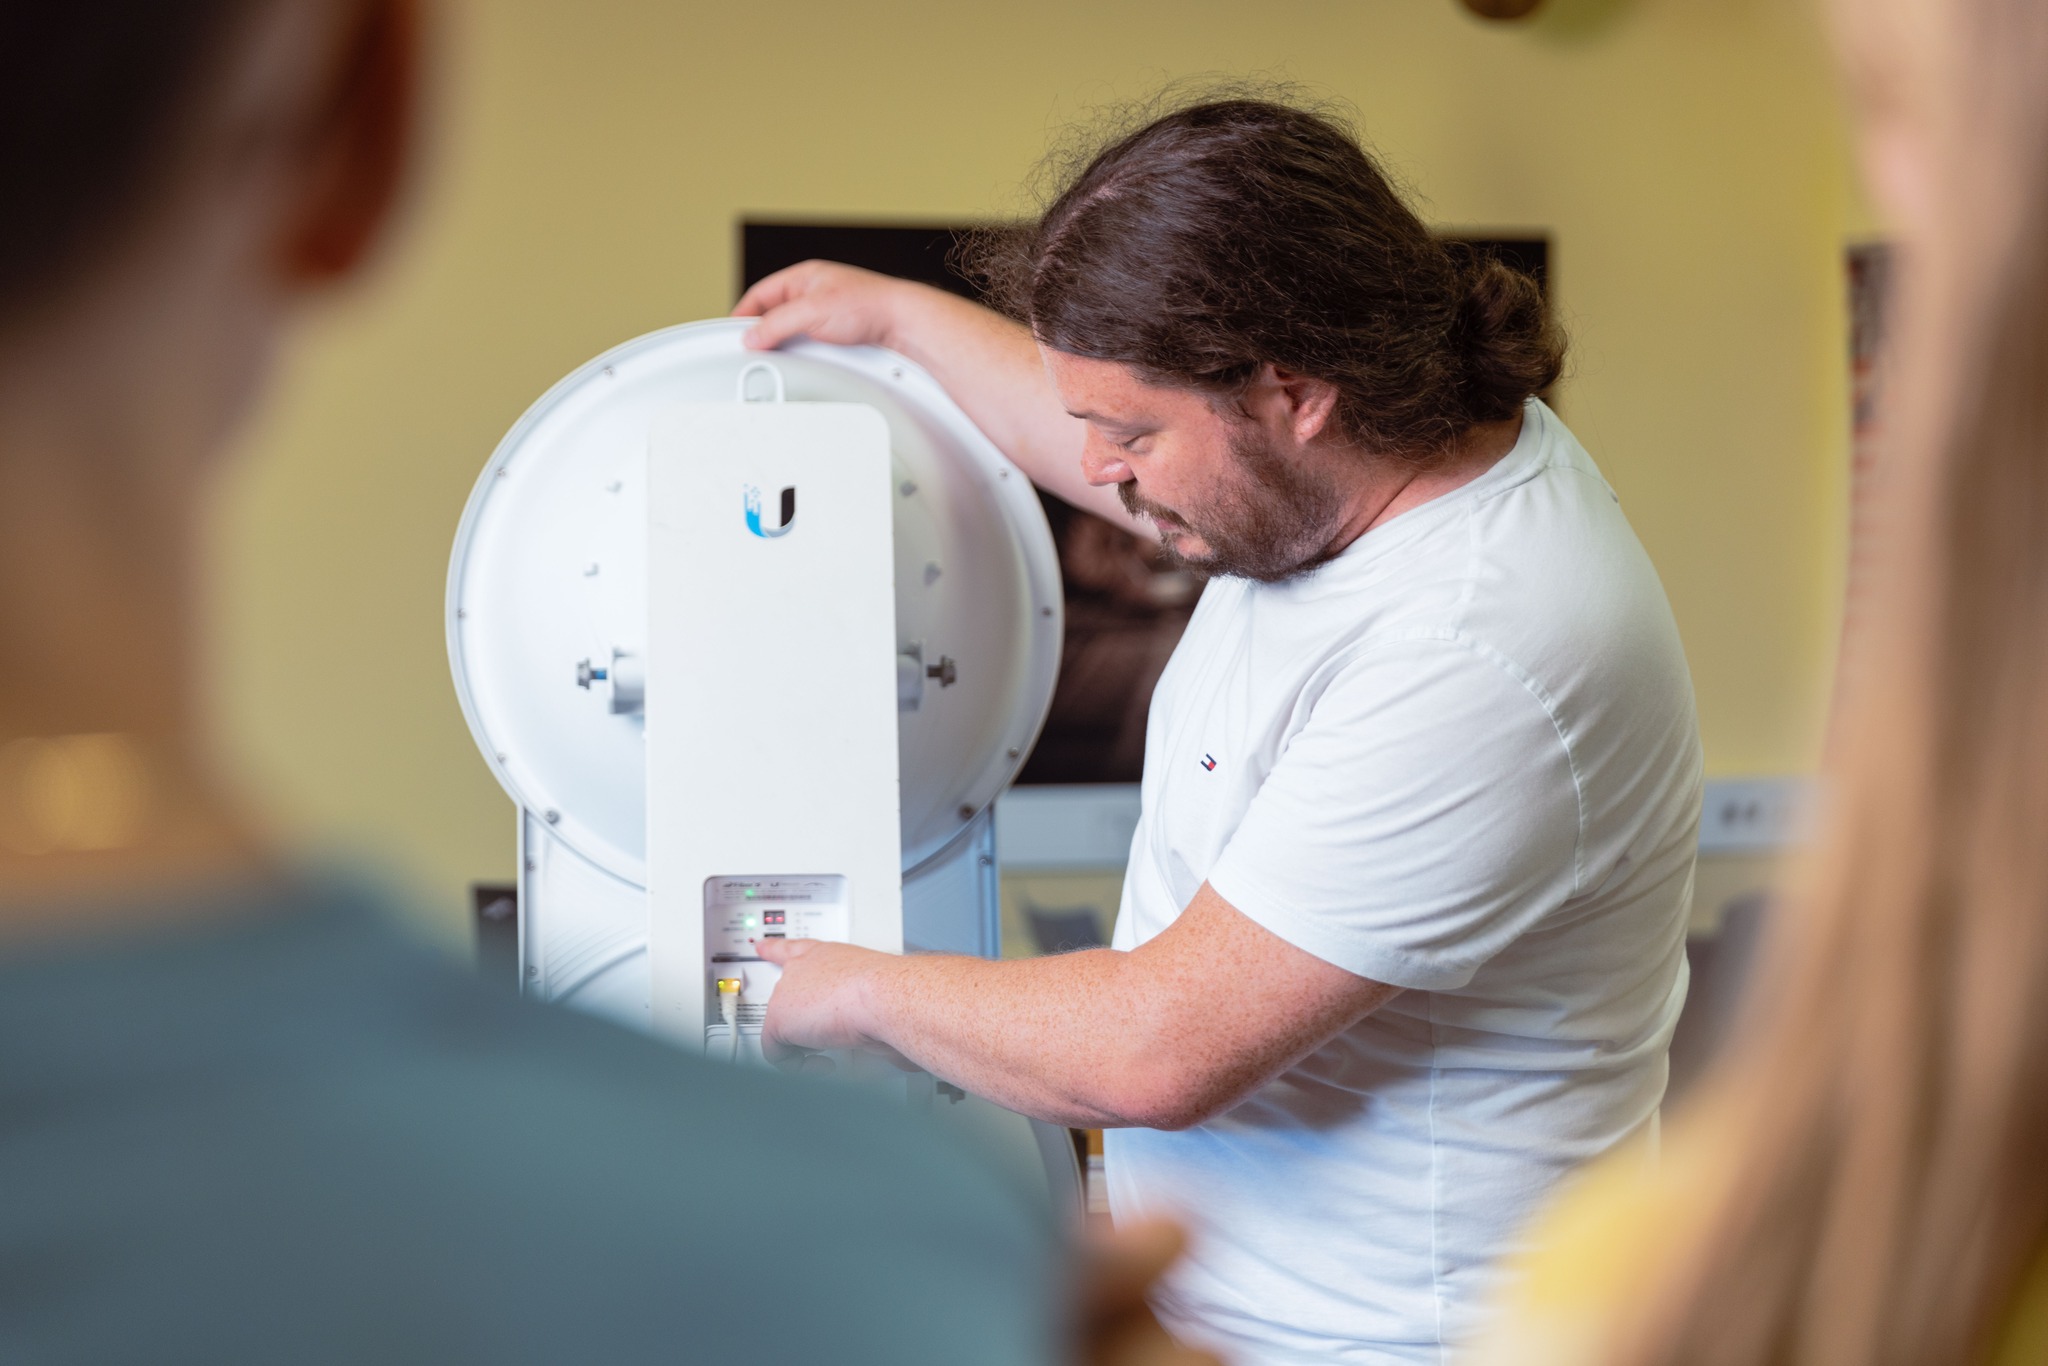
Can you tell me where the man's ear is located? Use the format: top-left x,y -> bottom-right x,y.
1266,366 -> 1342,446
279,0 -> 420,286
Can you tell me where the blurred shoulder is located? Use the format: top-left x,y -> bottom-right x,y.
1,878 -> 1059,1365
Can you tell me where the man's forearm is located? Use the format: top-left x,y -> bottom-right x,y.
881,286 -> 1150,535
762,885 -> 1400,1131
862,946 -> 1183,1129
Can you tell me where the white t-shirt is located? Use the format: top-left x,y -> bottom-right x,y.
1104,399 -> 1702,1366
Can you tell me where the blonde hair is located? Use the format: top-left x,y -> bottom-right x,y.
1615,2 -> 2048,1362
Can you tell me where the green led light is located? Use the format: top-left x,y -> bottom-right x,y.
743,888 -> 758,899
744,916 -> 758,928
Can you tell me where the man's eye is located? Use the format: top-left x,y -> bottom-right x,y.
1117,435 -> 1147,452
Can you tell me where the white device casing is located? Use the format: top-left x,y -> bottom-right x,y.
645,398 -> 903,1048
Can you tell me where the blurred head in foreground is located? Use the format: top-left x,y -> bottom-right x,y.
0,13 -> 1204,1366
1516,1 -> 2048,1363
0,0 -> 413,912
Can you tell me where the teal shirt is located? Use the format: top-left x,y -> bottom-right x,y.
0,883 -> 1059,1364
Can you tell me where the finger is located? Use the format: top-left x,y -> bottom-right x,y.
760,1010 -> 806,1065
761,1023 -> 835,1072
1083,1311 -> 1221,1366
740,300 -> 822,351
731,263 -> 807,318
1081,1221 -> 1188,1314
751,935 -> 818,965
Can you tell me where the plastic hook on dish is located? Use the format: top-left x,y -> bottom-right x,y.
735,361 -> 787,404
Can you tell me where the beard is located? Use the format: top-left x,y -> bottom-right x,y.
1118,426 -> 1348,584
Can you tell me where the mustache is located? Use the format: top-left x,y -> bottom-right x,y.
1117,481 -> 1191,530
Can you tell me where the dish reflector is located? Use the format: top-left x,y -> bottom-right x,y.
446,320 -> 1063,886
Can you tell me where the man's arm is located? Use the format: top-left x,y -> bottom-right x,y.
756,882 -> 1401,1130
733,261 -> 1152,537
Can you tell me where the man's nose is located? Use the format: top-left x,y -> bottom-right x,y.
1079,435 -> 1132,487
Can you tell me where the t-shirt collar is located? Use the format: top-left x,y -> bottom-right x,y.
1274,397 -> 1551,589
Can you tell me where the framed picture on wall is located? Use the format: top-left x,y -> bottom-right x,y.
740,220 -> 1550,785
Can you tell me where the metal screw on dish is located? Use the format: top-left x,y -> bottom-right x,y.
544,809 -> 560,824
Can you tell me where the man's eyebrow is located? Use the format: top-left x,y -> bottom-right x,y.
1066,408 -> 1148,428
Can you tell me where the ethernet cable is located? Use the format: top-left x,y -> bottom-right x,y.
717,977 -> 742,1064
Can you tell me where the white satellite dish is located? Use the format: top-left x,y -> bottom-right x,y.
448,319 -> 1063,901
444,319 -> 1078,1213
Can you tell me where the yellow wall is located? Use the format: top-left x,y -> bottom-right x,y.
209,0 -> 1865,938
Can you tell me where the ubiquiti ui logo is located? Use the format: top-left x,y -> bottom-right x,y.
744,484 -> 796,539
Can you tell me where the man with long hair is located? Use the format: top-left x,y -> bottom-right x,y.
738,97 -> 1703,1364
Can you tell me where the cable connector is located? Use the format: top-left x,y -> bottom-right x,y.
717,977 -> 743,1063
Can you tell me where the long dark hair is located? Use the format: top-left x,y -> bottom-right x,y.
972,96 -> 1564,461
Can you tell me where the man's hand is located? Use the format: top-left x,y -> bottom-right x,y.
754,935 -> 914,1068
733,258 -> 1141,532
733,260 -> 922,353
1079,1221 -> 1221,1366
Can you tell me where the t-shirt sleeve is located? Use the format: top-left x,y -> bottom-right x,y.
1205,633 -> 1581,991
